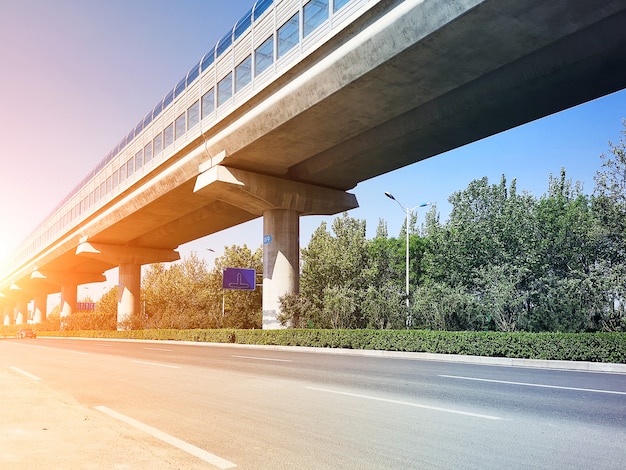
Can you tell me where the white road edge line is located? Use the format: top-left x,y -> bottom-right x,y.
132,360 -> 180,369
439,375 -> 626,395
144,347 -> 173,352
94,406 -> 236,469
232,355 -> 292,363
9,366 -> 41,381
306,386 -> 502,420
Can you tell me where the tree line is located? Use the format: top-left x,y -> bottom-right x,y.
279,127 -> 626,332
86,126 -> 625,333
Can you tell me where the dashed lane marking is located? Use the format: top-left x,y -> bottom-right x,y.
439,375 -> 626,395
232,355 -> 292,363
306,386 -> 502,420
9,366 -> 41,381
132,360 -> 180,369
95,406 -> 236,468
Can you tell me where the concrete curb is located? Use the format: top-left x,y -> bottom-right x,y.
44,336 -> 626,374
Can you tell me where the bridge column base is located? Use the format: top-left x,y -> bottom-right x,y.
3,303 -> 13,326
15,299 -> 29,325
33,295 -> 47,324
61,284 -> 77,318
262,209 -> 299,329
118,263 -> 141,330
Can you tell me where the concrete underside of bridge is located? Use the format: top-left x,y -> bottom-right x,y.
3,0 -> 626,328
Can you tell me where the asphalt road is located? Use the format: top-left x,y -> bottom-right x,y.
2,338 -> 625,469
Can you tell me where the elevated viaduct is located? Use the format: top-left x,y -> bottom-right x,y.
2,0 -> 626,328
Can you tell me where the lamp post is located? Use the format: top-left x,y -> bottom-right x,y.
385,192 -> 428,328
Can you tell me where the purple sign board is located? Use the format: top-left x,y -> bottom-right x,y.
222,268 -> 256,290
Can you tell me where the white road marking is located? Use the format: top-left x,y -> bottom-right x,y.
9,366 -> 41,381
306,386 -> 502,420
95,343 -> 113,347
439,375 -> 626,395
95,406 -> 236,469
132,360 -> 180,369
144,347 -> 173,352
232,355 -> 292,363
67,350 -> 89,355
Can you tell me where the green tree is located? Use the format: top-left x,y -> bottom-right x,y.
96,286 -> 118,316
212,245 -> 263,329
143,253 -> 214,329
142,247 -> 262,330
529,169 -> 598,331
363,222 -> 405,329
300,213 -> 370,328
421,175 -> 537,331
592,125 -> 626,330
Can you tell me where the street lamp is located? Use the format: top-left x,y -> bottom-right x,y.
385,192 -> 429,328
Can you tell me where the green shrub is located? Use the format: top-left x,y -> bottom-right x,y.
24,328 -> 626,363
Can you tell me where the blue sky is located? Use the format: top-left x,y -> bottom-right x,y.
0,1 -> 625,295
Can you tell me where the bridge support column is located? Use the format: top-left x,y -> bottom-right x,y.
61,284 -> 77,318
76,242 -> 179,330
194,165 -> 358,329
3,303 -> 13,326
262,209 -> 299,329
15,299 -> 28,325
33,294 -> 47,324
118,263 -> 141,330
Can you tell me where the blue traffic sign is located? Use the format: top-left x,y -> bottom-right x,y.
222,268 -> 256,290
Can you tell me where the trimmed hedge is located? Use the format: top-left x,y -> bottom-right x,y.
20,328 -> 626,363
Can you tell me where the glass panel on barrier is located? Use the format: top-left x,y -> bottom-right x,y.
152,100 -> 163,120
126,157 -> 134,177
234,9 -> 252,40
174,77 -> 186,98
175,113 -> 186,140
255,36 -> 273,76
187,100 -> 200,129
143,111 -> 152,128
202,88 -> 215,118
217,72 -> 233,107
186,62 -> 200,86
216,31 -> 233,56
201,51 -> 215,72
235,55 -> 252,92
278,12 -> 299,58
333,0 -> 349,12
153,133 -> 163,156
304,0 -> 329,36
144,141 -> 153,163
164,123 -> 174,148
163,89 -> 174,109
135,150 -> 143,170
253,0 -> 273,20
